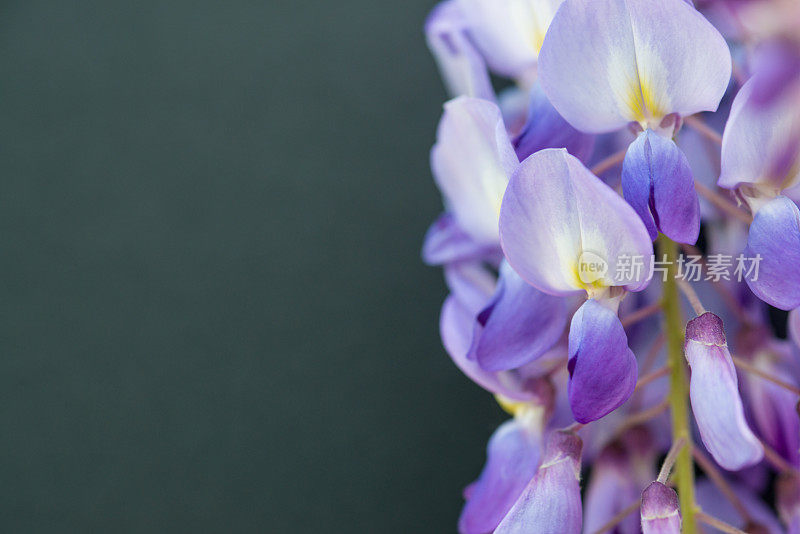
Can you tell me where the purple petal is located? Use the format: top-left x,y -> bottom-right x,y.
472,262 -> 567,371
444,261 -> 496,314
459,418 -> 543,534
719,77 -> 800,193
641,482 -> 681,534
584,443 -> 642,534
440,295 -> 540,401
456,0 -> 563,79
568,299 -> 638,423
742,347 -> 800,467
685,313 -> 764,470
440,295 -> 506,394
422,213 -> 500,266
495,431 -> 583,534
424,1 -> 495,101
749,41 -> 800,108
538,0 -> 731,133
512,85 -> 594,163
499,148 -> 653,296
622,130 -> 700,244
621,133 -> 659,241
744,196 -> 800,311
432,97 -> 518,246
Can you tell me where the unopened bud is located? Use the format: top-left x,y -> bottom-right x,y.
685,313 -> 763,470
641,481 -> 681,534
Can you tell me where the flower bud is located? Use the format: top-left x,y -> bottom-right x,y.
684,313 -> 764,470
641,482 -> 681,534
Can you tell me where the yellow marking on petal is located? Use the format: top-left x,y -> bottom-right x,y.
641,79 -> 665,120
495,394 -> 527,416
526,0 -> 561,56
532,30 -> 546,55
625,78 -> 666,128
626,83 -> 647,125
629,41 -> 670,127
572,254 -> 610,296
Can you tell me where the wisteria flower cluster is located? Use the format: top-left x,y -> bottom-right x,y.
422,0 -> 800,532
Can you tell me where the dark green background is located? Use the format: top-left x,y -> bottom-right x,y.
0,1 -> 503,531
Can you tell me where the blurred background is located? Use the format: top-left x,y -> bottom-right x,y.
0,1 -> 503,531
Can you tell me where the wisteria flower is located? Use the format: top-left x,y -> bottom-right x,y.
421,0 -> 800,532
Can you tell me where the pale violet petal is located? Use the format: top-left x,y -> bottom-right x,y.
471,262 -> 567,371
513,84 -> 595,163
538,0 -> 640,133
500,148 -> 653,296
425,1 -> 496,101
459,419 -> 542,534
685,313 -> 764,470
624,0 -> 731,119
495,431 -> 582,534
719,77 -> 800,192
457,0 -> 563,78
422,213 -> 501,266
744,196 -> 800,311
440,295 -> 540,401
432,97 -> 519,246
539,0 -> 730,133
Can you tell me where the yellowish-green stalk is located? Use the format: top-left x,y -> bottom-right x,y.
659,234 -> 697,534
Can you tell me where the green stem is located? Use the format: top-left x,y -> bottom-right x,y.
659,235 -> 697,533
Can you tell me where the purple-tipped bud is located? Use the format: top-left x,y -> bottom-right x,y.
495,431 -> 583,534
641,482 -> 681,534
684,313 -> 764,470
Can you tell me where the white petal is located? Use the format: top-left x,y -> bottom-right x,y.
539,0 -> 730,133
432,97 -> 519,245
499,148 -> 653,295
457,0 -> 564,78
